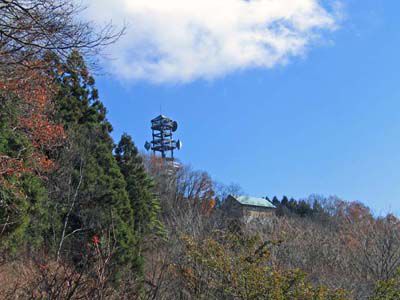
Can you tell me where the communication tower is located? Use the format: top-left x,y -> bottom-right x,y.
144,115 -> 182,160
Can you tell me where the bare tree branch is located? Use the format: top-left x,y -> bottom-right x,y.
0,0 -> 124,77
57,158 -> 84,261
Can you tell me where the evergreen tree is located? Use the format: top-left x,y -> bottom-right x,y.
281,196 -> 289,206
49,51 -> 137,273
271,196 -> 280,206
296,200 -> 312,217
287,197 -> 297,211
53,51 -> 109,130
115,133 -> 163,238
115,134 -> 164,273
271,196 -> 284,216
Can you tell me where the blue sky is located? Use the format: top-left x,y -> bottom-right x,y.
92,0 -> 400,215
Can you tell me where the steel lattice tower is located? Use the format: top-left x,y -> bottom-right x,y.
145,115 -> 182,160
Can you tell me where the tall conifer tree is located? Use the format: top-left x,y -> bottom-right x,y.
115,134 -> 163,237
50,51 -> 137,272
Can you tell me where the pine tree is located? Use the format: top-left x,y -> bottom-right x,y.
115,134 -> 164,250
49,51 -> 137,272
281,196 -> 289,207
296,200 -> 312,217
271,196 -> 280,206
271,196 -> 284,217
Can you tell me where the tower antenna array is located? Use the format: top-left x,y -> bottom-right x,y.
144,115 -> 182,160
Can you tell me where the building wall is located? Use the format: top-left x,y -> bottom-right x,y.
223,196 -> 244,219
242,206 -> 275,222
223,196 -> 276,221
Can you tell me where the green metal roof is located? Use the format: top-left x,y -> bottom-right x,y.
233,195 -> 276,209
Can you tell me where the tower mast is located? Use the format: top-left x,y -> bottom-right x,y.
145,115 -> 182,160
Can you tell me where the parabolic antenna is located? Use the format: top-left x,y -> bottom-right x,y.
144,141 -> 151,151
176,140 -> 183,150
172,121 -> 178,132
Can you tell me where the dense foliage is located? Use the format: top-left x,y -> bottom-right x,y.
1,1 -> 400,299
178,232 -> 348,300
0,51 -> 163,294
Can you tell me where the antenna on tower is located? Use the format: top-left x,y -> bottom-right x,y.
144,114 -> 182,161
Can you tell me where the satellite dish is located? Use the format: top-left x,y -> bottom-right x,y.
172,121 -> 178,132
144,141 -> 151,151
176,140 -> 183,150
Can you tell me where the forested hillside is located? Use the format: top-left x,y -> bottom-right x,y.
1,1 -> 400,299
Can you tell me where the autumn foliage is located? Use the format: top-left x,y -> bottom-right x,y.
0,67 -> 65,180
2,3 -> 400,295
177,232 -> 348,300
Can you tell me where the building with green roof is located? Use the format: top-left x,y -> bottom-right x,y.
224,195 -> 276,221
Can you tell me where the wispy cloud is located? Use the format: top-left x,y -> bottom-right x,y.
84,0 -> 340,83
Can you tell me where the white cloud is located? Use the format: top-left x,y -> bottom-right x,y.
84,0 -> 339,83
